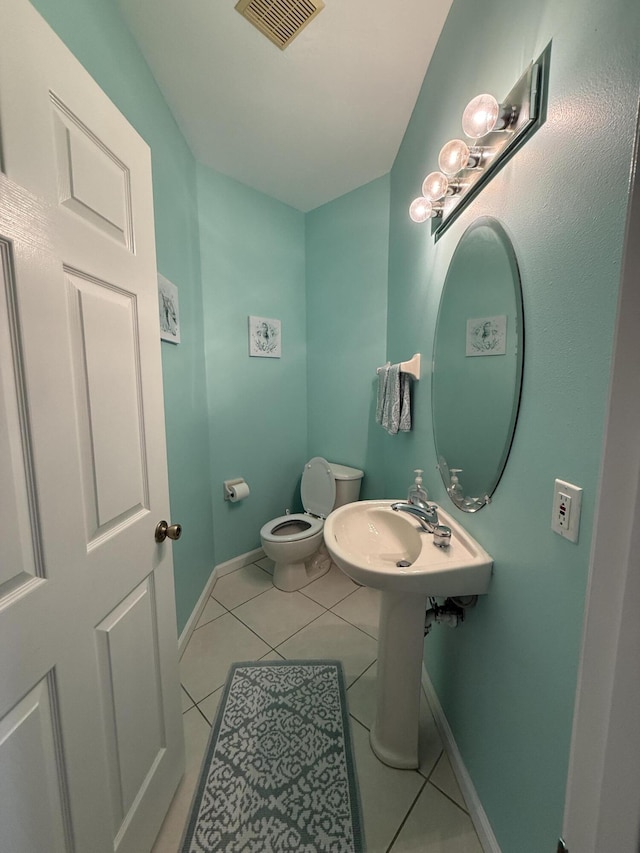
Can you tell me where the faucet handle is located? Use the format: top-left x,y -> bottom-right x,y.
433,525 -> 452,548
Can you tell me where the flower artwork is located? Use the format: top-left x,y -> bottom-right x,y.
249,316 -> 281,358
466,315 -> 507,356
158,274 -> 180,344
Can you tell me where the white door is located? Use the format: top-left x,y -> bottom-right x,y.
0,2 -> 185,852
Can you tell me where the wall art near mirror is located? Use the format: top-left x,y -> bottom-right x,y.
432,217 -> 524,511
248,315 -> 281,358
158,274 -> 181,344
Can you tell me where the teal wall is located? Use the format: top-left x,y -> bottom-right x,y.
306,176 -> 390,498
29,0 -> 215,631
196,165 -> 308,564
383,0 -> 640,849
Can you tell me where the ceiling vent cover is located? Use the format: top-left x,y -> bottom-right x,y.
235,0 -> 325,50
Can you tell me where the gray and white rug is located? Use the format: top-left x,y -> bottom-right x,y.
181,660 -> 364,853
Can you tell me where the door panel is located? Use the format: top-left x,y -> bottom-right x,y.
66,269 -> 148,539
0,240 -> 43,598
96,578 -> 166,833
0,675 -> 72,853
51,95 -> 134,250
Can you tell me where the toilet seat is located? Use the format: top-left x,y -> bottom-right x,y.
300,457 -> 336,519
260,458 -> 336,545
260,513 -> 324,544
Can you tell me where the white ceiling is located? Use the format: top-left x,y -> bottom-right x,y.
117,0 -> 452,212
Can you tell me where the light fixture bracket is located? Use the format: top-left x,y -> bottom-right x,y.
432,43 -> 551,241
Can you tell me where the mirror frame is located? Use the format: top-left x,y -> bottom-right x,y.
432,216 -> 524,511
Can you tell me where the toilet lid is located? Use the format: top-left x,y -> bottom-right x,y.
301,457 -> 336,519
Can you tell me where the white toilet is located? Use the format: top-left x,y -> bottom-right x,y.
260,457 -> 364,592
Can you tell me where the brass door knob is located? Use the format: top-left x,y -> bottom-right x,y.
155,520 -> 182,543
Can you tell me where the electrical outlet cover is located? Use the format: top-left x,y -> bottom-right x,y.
552,479 -> 583,542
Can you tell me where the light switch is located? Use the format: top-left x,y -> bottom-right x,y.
552,479 -> 582,543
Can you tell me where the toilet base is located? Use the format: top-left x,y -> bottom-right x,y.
272,546 -> 331,592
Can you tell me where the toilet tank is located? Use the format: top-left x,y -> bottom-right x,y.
328,462 -> 364,510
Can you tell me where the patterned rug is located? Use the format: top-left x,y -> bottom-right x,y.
181,660 -> 364,853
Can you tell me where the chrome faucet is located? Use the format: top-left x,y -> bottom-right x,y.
391,498 -> 439,532
391,498 -> 452,547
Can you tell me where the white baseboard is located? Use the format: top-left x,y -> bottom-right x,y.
215,546 -> 266,578
178,565 -> 217,656
422,666 -> 501,853
178,547 -> 266,656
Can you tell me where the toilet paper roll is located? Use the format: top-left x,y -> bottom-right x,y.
228,481 -> 250,502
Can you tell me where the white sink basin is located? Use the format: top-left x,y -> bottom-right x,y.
324,499 -> 492,596
324,499 -> 493,770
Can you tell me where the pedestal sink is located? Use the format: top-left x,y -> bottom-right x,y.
324,500 -> 493,769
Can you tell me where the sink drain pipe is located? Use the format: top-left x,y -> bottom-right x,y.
424,595 -> 478,636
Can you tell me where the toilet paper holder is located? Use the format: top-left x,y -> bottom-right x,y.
224,478 -> 246,501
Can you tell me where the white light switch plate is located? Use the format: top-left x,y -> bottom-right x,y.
552,479 -> 582,542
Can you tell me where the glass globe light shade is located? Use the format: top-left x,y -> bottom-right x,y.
421,171 -> 449,201
438,139 -> 472,176
462,94 -> 500,139
409,197 -> 433,223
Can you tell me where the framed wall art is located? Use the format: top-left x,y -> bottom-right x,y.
248,315 -> 281,358
158,274 -> 181,344
466,315 -> 507,356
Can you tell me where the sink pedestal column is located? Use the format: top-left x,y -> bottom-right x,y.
370,590 -> 426,769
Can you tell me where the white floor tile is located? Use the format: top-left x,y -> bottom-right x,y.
259,649 -> 285,661
350,718 -> 424,853
151,706 -> 211,853
232,586 -> 325,646
198,686 -> 223,726
254,556 -> 274,575
277,611 -> 377,686
332,585 -> 381,639
347,661 -> 377,729
301,562 -> 359,608
195,596 -> 226,628
417,699 -> 444,780
389,783 -> 482,852
212,564 -> 273,610
430,751 -> 468,811
179,612 -> 270,702
181,686 -> 194,713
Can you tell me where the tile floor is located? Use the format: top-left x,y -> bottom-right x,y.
152,558 -> 484,853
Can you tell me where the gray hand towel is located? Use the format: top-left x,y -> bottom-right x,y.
377,363 -> 412,435
376,362 -> 390,425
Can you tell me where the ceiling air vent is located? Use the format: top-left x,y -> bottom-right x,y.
235,0 -> 325,50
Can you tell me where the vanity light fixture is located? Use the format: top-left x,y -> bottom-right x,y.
438,139 -> 483,176
422,171 -> 450,201
409,44 -> 550,240
461,94 -> 518,139
409,197 -> 440,222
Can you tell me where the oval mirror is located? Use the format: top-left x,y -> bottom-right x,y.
432,217 -> 524,511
